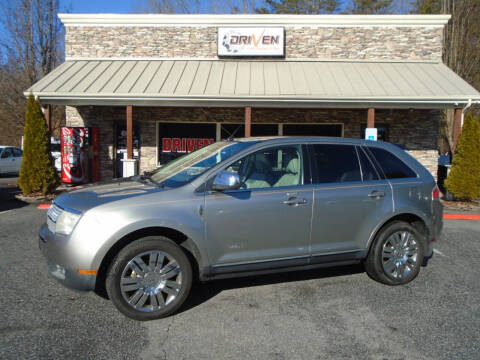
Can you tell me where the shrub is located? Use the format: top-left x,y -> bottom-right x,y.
18,95 -> 59,195
445,112 -> 480,200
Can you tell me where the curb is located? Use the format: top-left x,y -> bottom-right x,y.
443,214 -> 480,220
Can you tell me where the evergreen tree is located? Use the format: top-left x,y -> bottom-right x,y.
410,0 -> 442,14
256,0 -> 339,14
445,112 -> 480,200
350,0 -> 392,14
18,95 -> 59,195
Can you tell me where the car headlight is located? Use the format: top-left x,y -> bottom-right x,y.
55,210 -> 81,235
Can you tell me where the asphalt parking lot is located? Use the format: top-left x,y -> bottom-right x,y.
1,180 -> 479,360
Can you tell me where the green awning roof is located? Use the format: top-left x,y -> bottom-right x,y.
26,59 -> 480,109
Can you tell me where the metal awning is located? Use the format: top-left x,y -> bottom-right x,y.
25,59 -> 480,109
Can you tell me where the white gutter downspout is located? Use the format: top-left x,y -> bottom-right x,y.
461,99 -> 473,126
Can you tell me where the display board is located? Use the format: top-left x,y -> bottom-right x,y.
218,27 -> 284,57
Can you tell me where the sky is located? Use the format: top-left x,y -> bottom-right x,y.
60,0 -> 138,13
59,0 -> 245,14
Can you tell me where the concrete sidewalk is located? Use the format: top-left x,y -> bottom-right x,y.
441,199 -> 480,214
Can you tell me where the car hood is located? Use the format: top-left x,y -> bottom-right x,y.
53,178 -> 165,213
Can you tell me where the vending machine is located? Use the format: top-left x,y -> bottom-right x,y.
61,127 -> 100,184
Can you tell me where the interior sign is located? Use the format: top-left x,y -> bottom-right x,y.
365,128 -> 378,141
162,138 -> 215,153
218,27 -> 284,57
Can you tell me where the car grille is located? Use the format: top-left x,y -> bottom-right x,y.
47,204 -> 62,223
47,204 -> 62,233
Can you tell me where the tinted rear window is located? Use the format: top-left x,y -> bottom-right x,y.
311,144 -> 361,184
358,147 -> 379,181
368,147 -> 417,179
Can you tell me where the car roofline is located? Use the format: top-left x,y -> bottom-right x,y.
232,136 -> 396,147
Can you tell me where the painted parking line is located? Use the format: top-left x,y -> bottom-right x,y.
37,204 -> 51,210
433,249 -> 447,257
443,214 -> 480,221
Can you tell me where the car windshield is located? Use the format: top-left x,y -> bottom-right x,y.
147,141 -> 257,188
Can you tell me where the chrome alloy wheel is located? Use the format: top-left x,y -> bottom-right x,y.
120,250 -> 182,312
381,230 -> 419,279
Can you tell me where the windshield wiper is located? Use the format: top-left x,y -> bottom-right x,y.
139,171 -> 165,188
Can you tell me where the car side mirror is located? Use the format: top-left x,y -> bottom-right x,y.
212,171 -> 241,191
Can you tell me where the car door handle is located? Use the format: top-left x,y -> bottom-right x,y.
368,190 -> 385,198
283,198 -> 307,206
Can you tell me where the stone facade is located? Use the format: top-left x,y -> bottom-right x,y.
66,106 -> 440,178
65,26 -> 443,61
64,17 -> 444,180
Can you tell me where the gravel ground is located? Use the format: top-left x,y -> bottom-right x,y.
1,183 -> 479,359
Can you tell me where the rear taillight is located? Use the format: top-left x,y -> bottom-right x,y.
432,186 -> 440,199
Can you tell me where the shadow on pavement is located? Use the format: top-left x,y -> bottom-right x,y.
178,263 -> 365,315
0,176 -> 28,212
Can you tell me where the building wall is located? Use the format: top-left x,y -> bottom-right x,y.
66,106 -> 440,178
65,26 -> 443,61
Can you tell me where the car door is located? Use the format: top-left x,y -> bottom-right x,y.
309,143 -> 393,262
366,145 -> 429,215
13,148 -> 23,173
0,148 -> 15,173
203,144 -> 313,273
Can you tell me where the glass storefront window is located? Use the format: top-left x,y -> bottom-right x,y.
158,122 -> 216,165
157,122 -> 344,167
220,124 -> 278,139
283,124 -> 343,137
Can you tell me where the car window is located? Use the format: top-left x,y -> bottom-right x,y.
311,144 -> 361,184
225,145 -> 303,189
368,147 -> 417,179
1,148 -> 13,158
13,148 -> 23,157
357,147 -> 380,181
150,141 -> 257,188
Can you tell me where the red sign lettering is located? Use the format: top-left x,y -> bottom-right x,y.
162,138 -> 215,153
172,138 -> 181,152
162,138 -> 172,152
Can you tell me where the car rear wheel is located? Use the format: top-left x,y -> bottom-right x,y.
365,221 -> 424,285
106,236 -> 192,320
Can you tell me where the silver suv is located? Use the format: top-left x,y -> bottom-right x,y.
39,137 -> 443,320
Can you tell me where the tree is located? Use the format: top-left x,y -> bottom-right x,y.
350,0 -> 392,14
256,0 -> 339,13
410,0 -> 441,14
18,95 -> 59,195
0,0 -> 64,147
137,0 -> 203,13
410,0 -> 480,150
444,112 -> 480,200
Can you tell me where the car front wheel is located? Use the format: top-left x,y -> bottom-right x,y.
106,236 -> 192,320
365,221 -> 424,285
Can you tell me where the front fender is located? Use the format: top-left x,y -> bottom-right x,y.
92,216 -> 207,271
69,196 -> 207,271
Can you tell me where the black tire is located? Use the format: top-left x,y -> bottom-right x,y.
106,236 -> 192,321
365,221 -> 424,285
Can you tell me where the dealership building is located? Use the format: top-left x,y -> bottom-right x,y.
27,14 -> 480,180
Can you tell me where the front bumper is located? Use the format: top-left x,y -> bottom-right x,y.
39,223 -> 96,291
